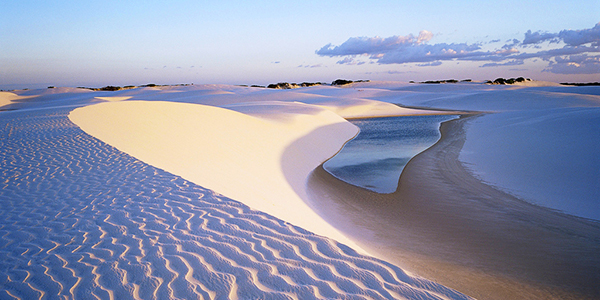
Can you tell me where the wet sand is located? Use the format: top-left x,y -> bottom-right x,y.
307,115 -> 600,300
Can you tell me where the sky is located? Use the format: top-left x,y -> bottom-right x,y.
1,0 -> 599,89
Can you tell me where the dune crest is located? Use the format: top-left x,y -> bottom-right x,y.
1,108 -> 468,299
69,100 -> 365,253
0,92 -> 34,108
94,96 -> 133,102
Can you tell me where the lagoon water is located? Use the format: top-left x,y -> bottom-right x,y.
324,115 -> 458,193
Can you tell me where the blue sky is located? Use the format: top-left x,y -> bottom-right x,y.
1,0 -> 598,89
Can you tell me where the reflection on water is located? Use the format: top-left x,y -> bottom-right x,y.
324,115 -> 458,193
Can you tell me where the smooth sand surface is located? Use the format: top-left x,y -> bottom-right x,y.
69,97 -> 461,256
307,115 -> 600,300
70,100 -> 365,254
0,92 -> 35,108
94,96 -> 132,102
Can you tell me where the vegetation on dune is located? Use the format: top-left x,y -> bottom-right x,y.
331,79 -> 370,86
415,79 -> 472,84
261,79 -> 369,89
267,82 -> 301,89
485,77 -> 530,85
74,83 -> 191,91
560,82 -> 600,86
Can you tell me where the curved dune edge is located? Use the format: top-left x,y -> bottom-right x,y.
1,108 -> 474,300
94,96 -> 133,102
69,100 -> 367,254
0,91 -> 35,108
306,115 -> 600,300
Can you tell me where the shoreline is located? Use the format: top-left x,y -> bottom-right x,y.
307,115 -> 600,299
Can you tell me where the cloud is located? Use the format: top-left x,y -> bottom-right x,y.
522,30 -> 560,45
335,57 -> 368,65
502,39 -> 520,49
336,57 -> 356,64
480,59 -> 524,68
417,61 -> 442,67
524,23 -> 600,46
543,54 -> 600,74
297,64 -> 325,68
560,23 -> 600,46
316,23 -> 600,74
316,30 -> 434,57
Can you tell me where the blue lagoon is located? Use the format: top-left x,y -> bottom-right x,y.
324,114 -> 458,193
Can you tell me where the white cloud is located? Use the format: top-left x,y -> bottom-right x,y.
416,61 -> 442,67
336,57 -> 357,65
480,59 -> 524,68
297,64 -> 325,68
544,54 -> 600,74
316,30 -> 435,57
316,23 -> 600,74
524,23 -> 600,46
522,30 -> 559,45
417,30 -> 434,44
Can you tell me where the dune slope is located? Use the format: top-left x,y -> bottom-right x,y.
69,100 -> 365,254
0,108 -> 470,299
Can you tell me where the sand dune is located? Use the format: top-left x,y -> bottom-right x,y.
5,82 -> 598,299
69,100 -> 365,254
0,107 -> 468,299
0,92 -> 34,108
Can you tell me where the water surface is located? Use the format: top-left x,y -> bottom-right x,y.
324,115 -> 458,193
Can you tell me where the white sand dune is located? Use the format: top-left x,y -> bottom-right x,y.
0,108 -> 469,299
5,82 -> 598,299
0,92 -> 34,108
1,86 -> 471,299
69,100 -> 364,253
94,96 -> 133,102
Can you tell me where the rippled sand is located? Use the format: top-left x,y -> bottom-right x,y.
0,108 -> 467,299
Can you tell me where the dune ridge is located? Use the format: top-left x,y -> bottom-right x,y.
0,108 -> 469,299
69,100 -> 366,254
0,92 -> 35,108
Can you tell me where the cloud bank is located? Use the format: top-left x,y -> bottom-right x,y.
316,23 -> 600,74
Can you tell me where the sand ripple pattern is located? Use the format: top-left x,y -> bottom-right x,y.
0,109 -> 467,299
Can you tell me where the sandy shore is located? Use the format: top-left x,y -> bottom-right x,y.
307,115 -> 600,300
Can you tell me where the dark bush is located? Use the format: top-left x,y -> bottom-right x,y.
332,79 -> 354,85
100,86 -> 122,91
493,78 -> 506,85
267,82 -> 299,89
